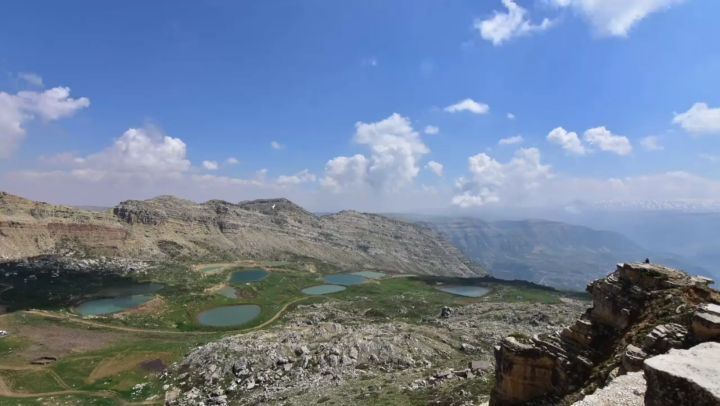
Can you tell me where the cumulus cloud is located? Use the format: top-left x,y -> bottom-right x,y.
673,102 -> 720,135
18,72 -> 44,87
322,113 -> 429,193
640,135 -> 663,151
475,0 -> 555,46
321,154 -> 370,192
507,112 -> 516,119
0,86 -> 90,159
226,157 -> 240,165
547,127 -> 586,155
424,125 -> 440,135
270,141 -> 284,149
583,126 -> 632,155
426,161 -> 444,177
277,169 -> 317,186
551,0 -> 684,37
444,98 -> 489,114
499,135 -> 524,145
453,147 -> 552,207
202,160 -> 219,170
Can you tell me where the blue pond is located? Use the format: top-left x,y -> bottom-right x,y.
323,273 -> 366,286
351,271 -> 386,279
436,286 -> 491,298
74,283 -> 163,316
301,285 -> 347,295
197,304 -> 262,327
230,268 -> 269,284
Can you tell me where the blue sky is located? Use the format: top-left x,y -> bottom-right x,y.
1,0 -> 719,212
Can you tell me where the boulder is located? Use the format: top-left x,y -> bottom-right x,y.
621,345 -> 647,372
692,303 -> 720,341
643,342 -> 720,405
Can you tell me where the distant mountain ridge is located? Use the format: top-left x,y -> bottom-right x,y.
397,214 -> 703,290
0,192 -> 483,277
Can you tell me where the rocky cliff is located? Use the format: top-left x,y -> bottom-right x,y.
0,192 -> 482,276
490,263 -> 720,405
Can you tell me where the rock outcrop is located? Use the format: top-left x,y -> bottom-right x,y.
0,192 -> 483,276
490,263 -> 720,405
643,342 -> 720,406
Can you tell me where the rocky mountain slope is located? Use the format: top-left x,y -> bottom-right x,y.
0,192 -> 482,276
403,216 -> 648,290
490,263 -> 720,405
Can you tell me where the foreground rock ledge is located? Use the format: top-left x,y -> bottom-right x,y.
643,342 -> 720,406
490,262 -> 720,405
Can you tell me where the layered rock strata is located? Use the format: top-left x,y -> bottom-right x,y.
491,263 -> 720,405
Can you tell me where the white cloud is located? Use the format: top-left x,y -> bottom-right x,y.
226,157 -> 240,165
475,0 -> 555,46
321,154 -> 369,192
453,147 -> 552,207
18,72 -> 44,87
270,141 -> 284,149
424,125 -> 440,135
202,160 -> 219,170
584,126 -> 632,155
673,102 -> 720,135
322,113 -> 429,193
640,135 -> 663,151
551,0 -> 684,37
426,161 -> 444,177
507,112 -> 516,119
499,135 -> 524,145
276,169 -> 317,186
0,86 -> 90,159
547,127 -> 586,155
444,98 -> 489,114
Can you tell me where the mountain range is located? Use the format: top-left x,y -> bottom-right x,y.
0,192 -> 482,277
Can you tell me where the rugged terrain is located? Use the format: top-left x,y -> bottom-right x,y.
404,215 -> 708,291
163,294 -> 586,405
0,192 -> 482,277
490,263 -> 720,405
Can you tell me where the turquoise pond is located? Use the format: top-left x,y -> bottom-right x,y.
436,286 -> 491,298
351,271 -> 386,279
323,273 -> 366,286
196,304 -> 262,327
73,283 -> 163,316
301,285 -> 347,295
230,268 -> 269,284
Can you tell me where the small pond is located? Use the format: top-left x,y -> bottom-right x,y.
74,283 -> 163,316
301,285 -> 347,295
351,271 -> 386,279
436,285 -> 491,298
230,268 -> 269,284
197,304 -> 262,327
323,273 -> 366,286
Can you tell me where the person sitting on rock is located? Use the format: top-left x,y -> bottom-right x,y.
644,258 -> 650,264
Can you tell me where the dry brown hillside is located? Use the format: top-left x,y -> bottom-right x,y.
0,192 -> 483,276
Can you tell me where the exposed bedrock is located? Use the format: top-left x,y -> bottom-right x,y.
490,262 -> 720,405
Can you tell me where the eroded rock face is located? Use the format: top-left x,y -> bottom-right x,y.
643,342 -> 720,406
0,192 -> 483,277
692,303 -> 720,341
490,263 -> 720,405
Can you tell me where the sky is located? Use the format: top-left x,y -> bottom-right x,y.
1,0 -> 719,213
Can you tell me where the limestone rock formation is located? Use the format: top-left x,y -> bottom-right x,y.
643,342 -> 720,405
490,263 -> 720,405
0,192 -> 483,276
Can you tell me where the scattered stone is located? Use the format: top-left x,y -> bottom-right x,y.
692,303 -> 720,341
440,306 -> 453,319
572,372 -> 646,406
643,342 -> 720,406
622,345 -> 647,372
